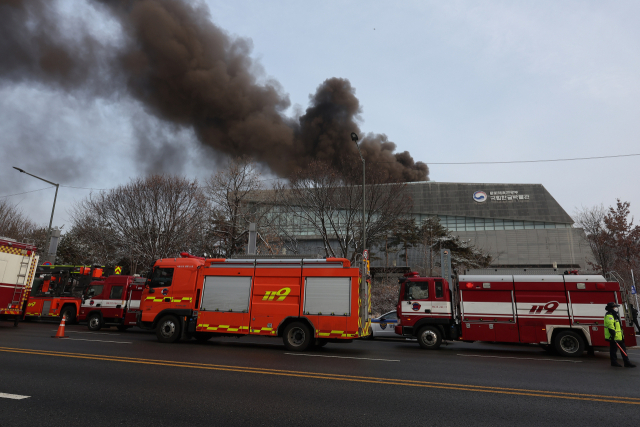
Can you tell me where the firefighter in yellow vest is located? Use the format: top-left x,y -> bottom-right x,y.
604,302 -> 635,368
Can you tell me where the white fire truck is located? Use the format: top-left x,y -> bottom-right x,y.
395,272 -> 637,356
77,275 -> 146,331
0,238 -> 39,325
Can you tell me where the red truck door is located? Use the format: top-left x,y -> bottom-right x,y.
250,260 -> 302,336
123,283 -> 143,326
102,280 -> 125,319
85,282 -> 107,311
513,275 -> 569,344
459,275 -> 518,343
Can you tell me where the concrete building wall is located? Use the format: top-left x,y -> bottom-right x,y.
453,227 -> 594,268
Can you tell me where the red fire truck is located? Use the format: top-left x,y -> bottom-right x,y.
77,275 -> 145,331
138,255 -> 371,351
395,273 -> 637,357
0,238 -> 39,325
24,265 -> 119,323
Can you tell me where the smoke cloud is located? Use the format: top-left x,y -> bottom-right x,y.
0,0 -> 428,182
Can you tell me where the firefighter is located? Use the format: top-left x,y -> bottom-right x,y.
604,302 -> 636,368
632,306 -> 640,335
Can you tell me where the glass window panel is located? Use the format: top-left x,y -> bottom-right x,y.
514,221 -> 524,229
544,223 -> 556,229
534,223 -> 546,229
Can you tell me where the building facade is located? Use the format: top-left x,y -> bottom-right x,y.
398,182 -> 593,269
256,181 -> 594,271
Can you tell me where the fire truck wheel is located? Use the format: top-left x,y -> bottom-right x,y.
13,317 -> 20,327
417,326 -> 442,350
61,306 -> 77,324
87,313 -> 103,331
156,315 -> 182,343
553,330 -> 585,357
283,322 -> 312,351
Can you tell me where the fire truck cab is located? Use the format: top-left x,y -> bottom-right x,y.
138,255 -> 371,351
396,273 -> 637,357
24,265 -> 117,323
77,275 -> 145,331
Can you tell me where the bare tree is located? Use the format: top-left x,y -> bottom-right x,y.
0,199 -> 37,240
71,175 -> 207,270
204,157 -> 272,257
0,199 -> 49,254
574,204 -> 615,275
276,161 -> 411,262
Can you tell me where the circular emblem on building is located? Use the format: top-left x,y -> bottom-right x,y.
473,191 -> 487,203
412,302 -> 421,311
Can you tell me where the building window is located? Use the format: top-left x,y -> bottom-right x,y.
415,214 -> 571,232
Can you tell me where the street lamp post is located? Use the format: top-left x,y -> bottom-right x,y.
351,132 -> 365,253
12,167 -> 59,261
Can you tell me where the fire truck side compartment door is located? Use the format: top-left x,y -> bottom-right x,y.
304,277 -> 351,316
251,261 -> 301,335
514,276 -> 569,344
42,300 -> 51,316
199,276 -> 252,333
304,277 -> 350,336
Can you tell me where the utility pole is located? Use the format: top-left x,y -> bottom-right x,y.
13,167 -> 59,263
351,132 -> 365,253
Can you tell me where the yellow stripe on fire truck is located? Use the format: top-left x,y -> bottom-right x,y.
250,327 -> 277,334
196,324 -> 250,332
145,297 -> 193,303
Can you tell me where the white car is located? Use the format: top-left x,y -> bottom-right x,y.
370,310 -> 400,338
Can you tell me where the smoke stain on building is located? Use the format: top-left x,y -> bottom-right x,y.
0,0 -> 427,182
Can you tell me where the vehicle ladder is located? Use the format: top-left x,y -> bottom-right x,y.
11,254 -> 31,308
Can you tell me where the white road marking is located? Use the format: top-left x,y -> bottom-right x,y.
285,353 -> 399,362
0,392 -> 30,400
457,354 -> 582,363
52,330 -> 121,335
64,338 -> 132,344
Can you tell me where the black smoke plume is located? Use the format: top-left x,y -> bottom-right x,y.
0,0 -> 428,182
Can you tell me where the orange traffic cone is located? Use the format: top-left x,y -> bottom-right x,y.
52,317 -> 69,338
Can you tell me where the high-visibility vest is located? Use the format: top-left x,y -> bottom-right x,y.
604,313 -> 623,341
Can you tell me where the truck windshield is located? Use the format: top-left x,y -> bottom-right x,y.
149,267 -> 174,288
405,282 -> 429,300
85,285 -> 104,298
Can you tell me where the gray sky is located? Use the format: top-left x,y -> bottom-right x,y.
1,0 -> 639,230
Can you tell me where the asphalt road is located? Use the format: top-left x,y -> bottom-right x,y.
1,321 -> 639,427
